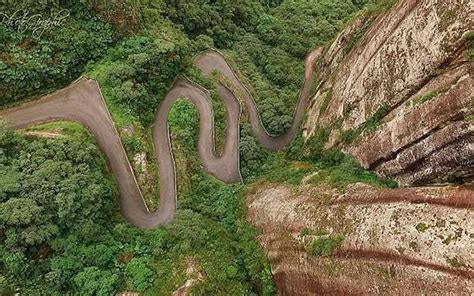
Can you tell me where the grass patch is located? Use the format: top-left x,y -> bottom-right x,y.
24,121 -> 91,141
446,256 -> 466,269
342,0 -> 399,55
261,146 -> 397,191
343,20 -> 371,55
341,104 -> 391,145
307,233 -> 345,256
285,124 -> 398,190
415,223 -> 429,233
319,89 -> 333,115
299,228 -> 311,237
301,127 -> 331,160
340,128 -> 360,145
314,229 -> 330,236
308,155 -> 398,190
466,31 -> 474,61
292,125 -> 397,189
263,155 -> 316,186
413,90 -> 441,106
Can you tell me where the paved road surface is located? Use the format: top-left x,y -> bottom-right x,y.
0,49 -> 323,228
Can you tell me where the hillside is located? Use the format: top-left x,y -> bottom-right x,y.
0,0 -> 472,295
248,1 -> 473,294
303,0 -> 473,186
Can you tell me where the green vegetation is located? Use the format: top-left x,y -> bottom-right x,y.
295,127 -> 331,161
87,31 -> 190,126
0,121 -> 119,293
446,256 -> 466,269
250,132 -> 397,190
0,0 -> 390,294
225,0 -> 363,135
281,126 -> 398,189
160,99 -> 276,294
415,223 -> 429,233
183,67 -> 228,155
23,121 -> 91,140
314,229 -> 330,236
413,90 -> 441,106
307,155 -> 397,189
341,104 -> 391,145
468,32 -> 474,61
363,104 -> 391,131
307,233 -> 345,256
339,0 -> 399,55
0,121 -> 274,295
299,228 -> 345,257
239,122 -> 271,180
1,0 -> 373,196
319,89 -> 333,114
0,2 -> 114,107
343,21 -> 370,54
299,228 -> 311,237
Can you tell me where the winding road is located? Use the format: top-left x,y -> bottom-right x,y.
0,49 -> 322,228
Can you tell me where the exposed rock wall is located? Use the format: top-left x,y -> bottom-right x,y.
247,182 -> 474,295
303,0 -> 473,186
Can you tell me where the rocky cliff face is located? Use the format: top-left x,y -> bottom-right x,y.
303,0 -> 473,186
247,182 -> 474,295
246,2 -> 474,294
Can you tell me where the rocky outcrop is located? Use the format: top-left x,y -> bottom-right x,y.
247,182 -> 474,295
303,0 -> 473,186
251,3 -> 474,292
172,257 -> 204,296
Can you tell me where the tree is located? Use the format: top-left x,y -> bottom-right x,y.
126,257 -> 154,292
73,267 -> 119,295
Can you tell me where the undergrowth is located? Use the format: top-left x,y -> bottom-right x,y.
306,233 -> 345,257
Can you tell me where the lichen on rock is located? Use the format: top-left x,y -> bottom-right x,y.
303,0 -> 474,186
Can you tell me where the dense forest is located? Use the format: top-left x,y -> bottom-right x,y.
0,0 -> 393,294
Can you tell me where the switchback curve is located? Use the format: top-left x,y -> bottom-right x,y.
0,49 -> 323,228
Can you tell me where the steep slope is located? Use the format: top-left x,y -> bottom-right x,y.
0,46 -> 322,228
303,0 -> 473,186
244,1 -> 474,295
247,182 -> 473,295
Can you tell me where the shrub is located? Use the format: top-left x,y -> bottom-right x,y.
126,257 -> 154,292
308,233 -> 345,256
299,228 -> 311,237
415,223 -> 429,233
319,89 -> 333,114
0,2 -> 114,107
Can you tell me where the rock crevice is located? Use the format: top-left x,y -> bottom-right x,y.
303,0 -> 473,186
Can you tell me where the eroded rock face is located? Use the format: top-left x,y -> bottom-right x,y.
247,182 -> 474,295
303,0 -> 473,186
